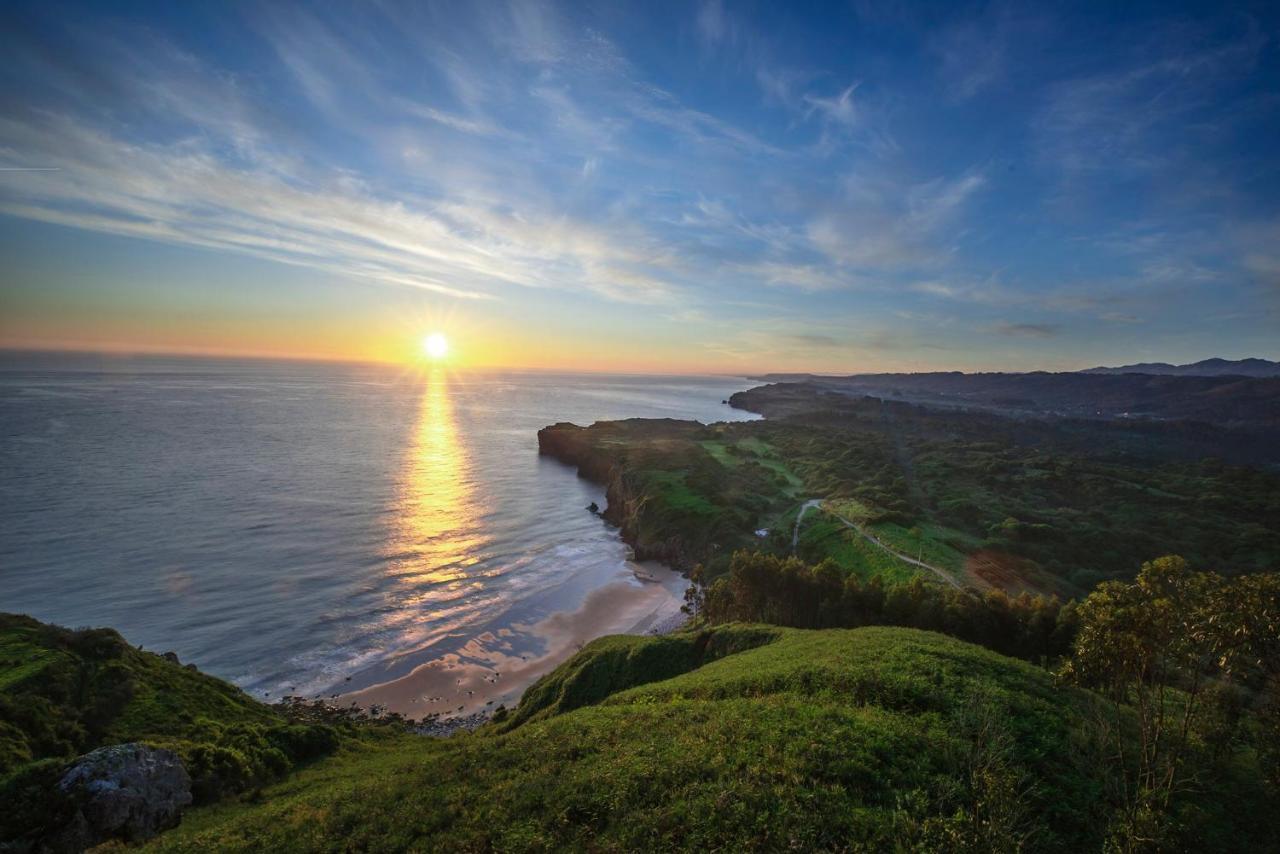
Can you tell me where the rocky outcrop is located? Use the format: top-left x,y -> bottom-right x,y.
50,743 -> 192,851
536,422 -> 618,482
537,420 -> 721,571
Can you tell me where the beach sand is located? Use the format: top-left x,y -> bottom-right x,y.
337,561 -> 688,723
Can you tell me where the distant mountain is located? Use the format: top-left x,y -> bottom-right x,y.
744,370 -> 1280,432
1081,358 -> 1280,378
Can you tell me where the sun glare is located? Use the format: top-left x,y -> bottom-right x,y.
422,333 -> 449,360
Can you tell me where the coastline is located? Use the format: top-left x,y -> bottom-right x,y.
335,558 -> 690,730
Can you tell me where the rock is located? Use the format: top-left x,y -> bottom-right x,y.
161,651 -> 180,664
52,743 -> 192,850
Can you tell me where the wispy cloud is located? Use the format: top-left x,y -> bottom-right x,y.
696,0 -> 736,46
992,322 -> 1059,338
0,97 -> 682,303
2,1 -> 1275,367
804,83 -> 859,127
1036,21 -> 1266,177
928,5 -> 1047,101
808,169 -> 986,271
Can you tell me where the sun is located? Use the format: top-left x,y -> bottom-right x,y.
422,333 -> 449,360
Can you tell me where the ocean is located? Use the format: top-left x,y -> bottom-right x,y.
0,352 -> 757,716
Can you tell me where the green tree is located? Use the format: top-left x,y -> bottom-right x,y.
1062,556 -> 1279,850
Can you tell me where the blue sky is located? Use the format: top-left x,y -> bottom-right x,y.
1,0 -> 1278,371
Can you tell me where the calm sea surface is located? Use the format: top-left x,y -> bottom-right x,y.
0,353 -> 756,713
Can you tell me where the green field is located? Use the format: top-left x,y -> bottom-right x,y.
795,512 -> 927,584
864,520 -> 975,574
700,436 -> 805,497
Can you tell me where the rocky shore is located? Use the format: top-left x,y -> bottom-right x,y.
536,419 -> 720,571
416,711 -> 492,738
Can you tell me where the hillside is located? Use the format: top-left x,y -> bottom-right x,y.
1081,357 -> 1280,378
148,625 -> 1123,852
745,371 -> 1280,429
0,614 -> 346,847
539,401 -> 1280,592
6,586 -> 1276,852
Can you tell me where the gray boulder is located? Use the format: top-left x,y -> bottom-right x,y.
51,743 -> 192,851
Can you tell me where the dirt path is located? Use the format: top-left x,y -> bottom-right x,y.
814,503 -> 962,588
792,499 -> 823,553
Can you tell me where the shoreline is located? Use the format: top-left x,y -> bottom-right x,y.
414,600 -> 693,738
334,558 -> 691,730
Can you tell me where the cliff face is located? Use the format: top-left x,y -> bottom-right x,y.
536,420 -> 736,571
536,422 -> 616,483
602,471 -> 694,567
538,422 -> 655,562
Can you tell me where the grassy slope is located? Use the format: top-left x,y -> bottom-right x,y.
150,625 -> 1112,853
0,614 -> 342,844
0,613 -> 280,771
797,514 -> 926,584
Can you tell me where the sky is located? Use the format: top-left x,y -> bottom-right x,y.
1,0 -> 1278,373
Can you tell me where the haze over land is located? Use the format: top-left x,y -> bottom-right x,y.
2,1 -> 1278,371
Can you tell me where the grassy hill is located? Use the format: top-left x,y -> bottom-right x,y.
5,612 -> 1274,851
0,613 -> 344,845
149,625 -> 1119,852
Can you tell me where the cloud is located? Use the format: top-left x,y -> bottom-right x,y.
804,83 -> 859,127
1232,219 -> 1280,284
931,21 -> 1005,100
928,5 -> 1046,101
808,169 -> 986,271
783,333 -> 843,348
908,278 -> 1009,304
735,262 -> 860,291
0,11 -> 767,306
1036,21 -> 1266,177
756,67 -> 808,106
696,0 -> 734,46
0,103 -> 683,304
992,322 -> 1059,338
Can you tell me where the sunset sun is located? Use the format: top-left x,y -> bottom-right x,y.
422,332 -> 449,360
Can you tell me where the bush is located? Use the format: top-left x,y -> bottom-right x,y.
699,551 -> 1078,662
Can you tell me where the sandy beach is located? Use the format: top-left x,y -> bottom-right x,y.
338,560 -> 689,721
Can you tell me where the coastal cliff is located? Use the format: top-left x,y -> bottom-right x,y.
537,419 -> 768,571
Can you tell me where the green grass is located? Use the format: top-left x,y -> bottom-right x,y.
149,625 -> 1112,852
701,437 -> 805,497
822,497 -> 877,524
637,469 -> 720,517
864,520 -> 975,576
0,614 -> 284,769
0,614 -> 344,844
796,514 -> 928,584
0,630 -> 68,693
698,439 -> 738,467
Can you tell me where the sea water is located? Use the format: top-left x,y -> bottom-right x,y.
0,352 -> 757,714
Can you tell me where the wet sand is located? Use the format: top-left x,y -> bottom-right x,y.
338,561 -> 688,720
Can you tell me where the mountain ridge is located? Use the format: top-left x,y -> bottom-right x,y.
1081,357 -> 1280,377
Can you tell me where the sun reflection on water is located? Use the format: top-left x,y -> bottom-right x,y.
386,368 -> 483,591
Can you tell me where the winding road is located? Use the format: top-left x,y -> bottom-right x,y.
792,499 -> 823,552
792,499 -> 962,589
